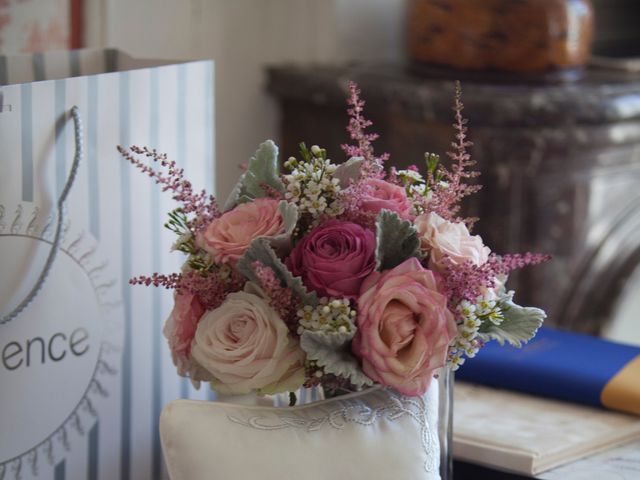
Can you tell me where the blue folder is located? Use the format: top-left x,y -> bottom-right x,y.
456,327 -> 640,415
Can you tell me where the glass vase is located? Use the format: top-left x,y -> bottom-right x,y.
437,365 -> 454,480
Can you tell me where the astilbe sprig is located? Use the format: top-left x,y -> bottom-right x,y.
423,81 -> 481,226
117,145 -> 220,232
442,252 -> 551,308
490,252 -> 552,275
129,272 -> 181,289
441,260 -> 495,309
260,182 -> 285,200
251,261 -> 299,330
335,82 -> 396,227
341,81 -> 389,179
336,183 -> 379,229
176,269 -> 244,311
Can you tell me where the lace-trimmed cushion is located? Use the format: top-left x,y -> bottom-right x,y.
160,386 -> 441,480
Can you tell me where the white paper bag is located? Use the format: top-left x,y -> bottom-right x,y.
0,49 -> 214,480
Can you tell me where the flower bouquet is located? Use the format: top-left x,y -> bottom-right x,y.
120,82 -> 549,401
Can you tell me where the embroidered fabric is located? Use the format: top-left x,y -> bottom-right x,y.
228,388 -> 439,473
160,384 -> 442,480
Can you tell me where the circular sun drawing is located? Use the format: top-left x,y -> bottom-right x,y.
0,203 -> 122,478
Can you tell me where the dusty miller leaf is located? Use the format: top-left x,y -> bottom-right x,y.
236,237 -> 318,306
300,330 -> 373,388
478,298 -> 546,348
333,156 -> 363,188
241,140 -> 285,199
223,172 -> 247,212
268,201 -> 299,255
278,200 -> 298,236
375,209 -> 420,271
190,357 -> 216,386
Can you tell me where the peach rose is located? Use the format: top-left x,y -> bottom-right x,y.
415,212 -> 490,273
198,198 -> 284,263
352,258 -> 457,396
163,292 -> 205,377
191,290 -> 306,395
360,179 -> 414,220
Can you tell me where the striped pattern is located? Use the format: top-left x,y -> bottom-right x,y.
177,64 -> 190,401
0,49 -> 215,480
54,80 -> 67,197
150,67 -> 163,480
20,84 -> 33,202
54,461 -> 65,480
119,70 -> 132,480
32,54 -> 45,82
88,422 -> 99,480
87,75 -> 100,239
0,56 -> 7,85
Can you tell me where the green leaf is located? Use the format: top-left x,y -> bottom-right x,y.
241,140 -> 285,199
268,201 -> 299,255
375,209 -> 420,271
425,152 -> 440,174
298,142 -> 312,162
300,330 -> 373,388
223,173 -> 247,212
236,237 -> 318,306
278,200 -> 298,236
478,298 -> 546,348
190,357 -> 216,384
333,156 -> 363,188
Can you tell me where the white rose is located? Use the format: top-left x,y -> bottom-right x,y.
415,212 -> 490,272
191,290 -> 305,395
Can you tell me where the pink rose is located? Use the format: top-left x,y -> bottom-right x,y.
286,220 -> 376,299
198,198 -> 285,263
360,179 -> 414,220
415,212 -> 490,273
353,258 -> 457,396
163,292 -> 205,377
191,290 -> 306,395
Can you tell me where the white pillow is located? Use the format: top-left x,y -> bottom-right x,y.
160,386 -> 441,480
